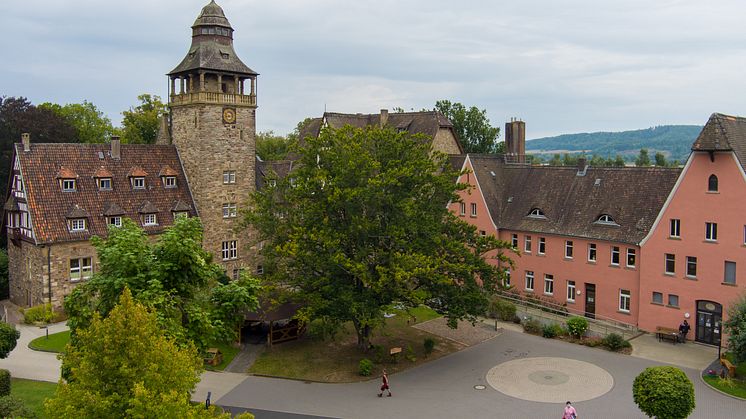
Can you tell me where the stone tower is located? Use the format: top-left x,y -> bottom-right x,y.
166,0 -> 258,277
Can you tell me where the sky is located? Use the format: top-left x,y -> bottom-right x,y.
2,0 -> 746,139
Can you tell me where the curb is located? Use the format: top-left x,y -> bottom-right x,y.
698,373 -> 746,401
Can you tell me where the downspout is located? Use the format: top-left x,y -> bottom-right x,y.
47,246 -> 52,305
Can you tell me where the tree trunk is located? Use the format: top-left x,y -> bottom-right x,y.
353,320 -> 372,351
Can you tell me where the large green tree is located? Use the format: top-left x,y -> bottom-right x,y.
633,366 -> 695,419
46,288 -> 240,419
0,322 -> 20,359
64,217 -> 260,350
724,293 -> 746,363
39,101 -> 117,144
256,130 -> 294,161
434,100 -> 500,154
245,125 -> 512,350
636,148 -> 651,167
121,94 -> 167,144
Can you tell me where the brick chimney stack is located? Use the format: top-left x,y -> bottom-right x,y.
505,118 -> 526,163
111,136 -> 121,160
21,133 -> 30,152
380,109 -> 389,128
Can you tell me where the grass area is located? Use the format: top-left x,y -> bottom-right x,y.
10,378 -> 58,419
204,341 -> 240,371
28,330 -> 71,353
249,305 -> 462,382
703,375 -> 746,399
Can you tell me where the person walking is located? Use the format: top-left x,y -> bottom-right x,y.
563,401 -> 577,419
678,319 -> 690,343
378,369 -> 392,397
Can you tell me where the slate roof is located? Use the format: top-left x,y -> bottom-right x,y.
256,159 -> 295,189
468,155 -> 681,244
168,1 -> 257,76
692,113 -> 746,170
298,111 -> 462,153
12,143 -> 197,244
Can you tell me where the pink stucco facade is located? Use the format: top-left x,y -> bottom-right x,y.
639,151 -> 746,343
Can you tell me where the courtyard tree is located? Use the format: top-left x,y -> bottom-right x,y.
724,293 -> 746,363
434,100 -> 500,154
64,217 -> 260,350
46,288 -> 242,419
244,125 -> 513,350
632,366 -> 695,419
120,94 -> 167,144
38,101 -> 117,143
0,322 -> 20,359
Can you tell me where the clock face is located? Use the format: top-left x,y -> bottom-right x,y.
222,107 -> 236,124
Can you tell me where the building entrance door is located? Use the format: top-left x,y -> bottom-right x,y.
585,283 -> 596,319
695,300 -> 722,346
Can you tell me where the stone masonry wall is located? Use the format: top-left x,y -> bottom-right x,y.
170,103 -> 257,276
433,128 -> 462,155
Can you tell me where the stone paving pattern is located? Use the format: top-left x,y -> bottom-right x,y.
412,317 -> 501,346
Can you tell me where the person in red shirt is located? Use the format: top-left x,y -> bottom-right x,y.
378,369 -> 392,397
563,401 -> 577,419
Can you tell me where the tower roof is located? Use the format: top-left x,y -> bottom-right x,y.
168,1 -> 257,77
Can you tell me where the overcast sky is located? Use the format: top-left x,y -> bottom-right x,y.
2,0 -> 745,139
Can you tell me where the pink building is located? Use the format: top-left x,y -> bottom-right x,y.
454,114 -> 746,345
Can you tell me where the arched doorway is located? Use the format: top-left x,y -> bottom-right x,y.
695,300 -> 722,345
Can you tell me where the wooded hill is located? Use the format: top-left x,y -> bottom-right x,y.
526,125 -> 702,162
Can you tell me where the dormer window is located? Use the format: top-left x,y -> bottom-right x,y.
62,179 -> 76,192
527,208 -> 546,219
173,211 -> 189,220
143,213 -> 157,226
69,218 -> 86,232
595,214 -> 619,226
132,177 -> 145,189
163,176 -> 177,188
98,178 -> 112,191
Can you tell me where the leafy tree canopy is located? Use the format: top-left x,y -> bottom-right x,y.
38,101 -> 117,144
256,131 -> 294,161
725,293 -> 746,363
64,217 -> 260,350
245,125 -> 513,350
0,322 -> 20,359
121,94 -> 167,144
636,148 -> 651,167
632,366 -> 695,419
654,151 -> 668,167
434,100 -> 500,154
47,288 -> 240,419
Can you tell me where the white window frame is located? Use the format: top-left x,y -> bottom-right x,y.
504,269 -> 511,287
222,203 -> 237,218
705,222 -> 717,241
588,243 -> 597,262
222,240 -> 238,260
256,265 -> 264,275
173,211 -> 188,220
108,216 -> 122,227
670,219 -> 680,238
164,176 -> 177,188
511,234 -> 518,248
525,271 -> 534,291
626,248 -> 636,268
565,240 -> 573,259
62,179 -> 76,192
132,177 -> 145,190
544,274 -> 554,295
538,237 -> 546,255
524,235 -> 532,253
686,256 -> 697,278
69,218 -> 86,232
611,246 -> 620,266
99,178 -> 112,191
459,202 -> 466,216
143,213 -> 157,226
223,171 -> 236,184
567,280 -> 576,302
619,289 -> 631,313
470,202 -> 477,217
665,253 -> 675,274
70,257 -> 92,282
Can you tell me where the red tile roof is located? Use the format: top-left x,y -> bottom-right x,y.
14,143 -> 197,244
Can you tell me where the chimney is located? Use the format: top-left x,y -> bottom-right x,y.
21,133 -> 31,152
111,136 -> 121,160
577,157 -> 588,176
380,109 -> 389,127
504,119 -> 526,163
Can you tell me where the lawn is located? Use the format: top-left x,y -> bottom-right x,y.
702,353 -> 746,399
249,306 -> 463,382
28,330 -> 71,353
10,378 -> 58,419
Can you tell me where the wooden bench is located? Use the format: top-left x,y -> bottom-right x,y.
655,326 -> 679,344
720,356 -> 736,378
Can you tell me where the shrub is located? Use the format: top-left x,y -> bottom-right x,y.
522,318 -> 542,335
542,323 -> 563,339
489,298 -> 517,321
581,337 -> 603,347
21,303 -> 55,324
0,323 -> 20,359
423,338 -> 435,356
633,366 -> 695,419
0,395 -> 37,419
602,333 -> 631,352
566,316 -> 589,338
512,315 -> 521,324
371,345 -> 386,364
0,369 -> 9,397
358,358 -> 373,376
405,345 -> 416,362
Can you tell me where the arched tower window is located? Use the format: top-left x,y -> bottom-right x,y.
708,174 -> 718,192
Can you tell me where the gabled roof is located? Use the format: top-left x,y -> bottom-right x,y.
692,113 -> 746,170
469,155 -> 681,244
171,200 -> 193,212
66,205 -> 90,219
159,166 -> 179,177
128,167 -> 148,177
56,167 -> 78,179
138,201 -> 159,214
93,166 -> 113,178
12,143 -> 197,243
256,159 -> 295,189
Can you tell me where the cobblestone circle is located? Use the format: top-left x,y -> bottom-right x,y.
486,357 -> 614,403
